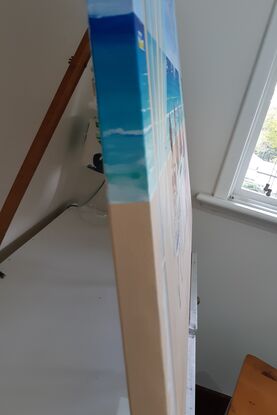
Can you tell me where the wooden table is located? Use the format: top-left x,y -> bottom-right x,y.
228,354 -> 277,414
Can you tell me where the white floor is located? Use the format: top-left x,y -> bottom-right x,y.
0,206 -> 129,415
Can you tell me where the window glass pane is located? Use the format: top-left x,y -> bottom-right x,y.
242,84 -> 277,199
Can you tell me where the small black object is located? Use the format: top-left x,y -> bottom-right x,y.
264,183 -> 272,197
92,153 -> 104,174
0,271 -> 6,279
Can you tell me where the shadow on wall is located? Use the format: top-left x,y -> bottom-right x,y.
1,68 -> 103,250
197,371 -> 221,392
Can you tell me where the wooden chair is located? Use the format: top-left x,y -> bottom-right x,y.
227,354 -> 277,414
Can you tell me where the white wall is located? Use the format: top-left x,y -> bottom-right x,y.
176,0 -> 277,395
0,5 -> 126,413
0,0 -> 102,248
0,207 -> 128,415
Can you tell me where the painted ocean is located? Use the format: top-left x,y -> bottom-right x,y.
88,11 -> 184,203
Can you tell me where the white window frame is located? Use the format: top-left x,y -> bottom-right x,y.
228,62 -> 277,209
197,2 -> 277,224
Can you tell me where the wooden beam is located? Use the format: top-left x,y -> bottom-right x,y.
0,30 -> 91,246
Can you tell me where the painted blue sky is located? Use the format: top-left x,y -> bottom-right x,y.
164,0 -> 180,70
88,0 -> 144,21
87,0 -> 180,69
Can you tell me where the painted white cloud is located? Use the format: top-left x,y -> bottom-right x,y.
103,125 -> 151,137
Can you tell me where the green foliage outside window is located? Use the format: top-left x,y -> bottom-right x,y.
255,107 -> 277,162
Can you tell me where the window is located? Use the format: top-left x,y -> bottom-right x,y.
232,84 -> 277,208
197,3 -> 277,224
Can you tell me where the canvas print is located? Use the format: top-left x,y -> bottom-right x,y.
87,1 -> 192,414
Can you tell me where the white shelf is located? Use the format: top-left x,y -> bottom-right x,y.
189,253 -> 198,335
197,192 -> 277,225
186,252 -> 198,415
186,333 -> 196,415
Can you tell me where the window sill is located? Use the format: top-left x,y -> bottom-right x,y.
196,193 -> 277,225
